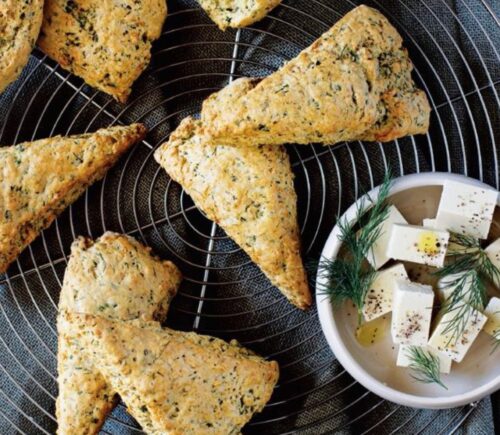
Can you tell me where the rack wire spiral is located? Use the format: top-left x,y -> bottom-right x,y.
0,0 -> 498,433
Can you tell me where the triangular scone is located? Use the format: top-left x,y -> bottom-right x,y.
38,1 -> 167,102
0,0 -> 44,93
197,0 -> 281,30
201,5 -> 430,146
67,313 -> 279,434
0,123 -> 146,274
154,117 -> 311,309
59,232 -> 182,322
57,232 -> 182,435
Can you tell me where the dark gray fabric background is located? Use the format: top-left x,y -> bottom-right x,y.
0,0 -> 498,434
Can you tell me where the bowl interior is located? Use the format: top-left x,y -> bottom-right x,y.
326,183 -> 500,402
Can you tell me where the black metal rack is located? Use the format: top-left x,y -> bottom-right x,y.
0,1 -> 498,433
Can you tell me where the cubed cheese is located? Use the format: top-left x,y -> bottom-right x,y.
436,272 -> 475,304
386,224 -> 450,267
365,205 -> 407,270
483,297 -> 500,337
422,218 -> 437,228
397,345 -> 452,374
391,280 -> 434,346
362,263 -> 408,322
428,305 -> 487,362
485,238 -> 500,288
435,180 -> 498,239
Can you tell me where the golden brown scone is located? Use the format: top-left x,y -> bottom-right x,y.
154,117 -> 311,309
38,0 -> 168,102
197,0 -> 281,30
201,5 -> 430,146
57,232 -> 182,435
67,312 -> 279,435
0,0 -> 44,93
58,232 -> 181,321
0,123 -> 146,274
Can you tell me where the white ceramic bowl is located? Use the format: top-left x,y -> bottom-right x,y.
316,172 -> 500,409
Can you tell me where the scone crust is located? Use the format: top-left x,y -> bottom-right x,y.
57,232 -> 182,435
38,0 -> 168,102
201,5 -> 430,146
56,322 -> 118,435
0,0 -> 44,93
198,0 -> 281,30
0,123 -> 146,274
59,231 -> 182,322
68,313 -> 279,435
155,117 -> 311,309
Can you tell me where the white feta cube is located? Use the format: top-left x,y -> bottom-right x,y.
362,263 -> 408,322
483,297 -> 500,338
391,280 -> 434,346
422,218 -> 437,228
435,180 -> 498,239
485,238 -> 500,288
428,305 -> 487,362
365,205 -> 407,270
397,345 -> 452,374
386,224 -> 450,267
437,272 -> 475,304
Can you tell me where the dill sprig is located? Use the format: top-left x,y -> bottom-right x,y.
434,232 -> 500,346
440,233 -> 500,285
438,270 -> 485,346
406,346 -> 448,389
315,173 -> 392,324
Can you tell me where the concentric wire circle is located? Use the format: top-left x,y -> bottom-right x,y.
0,1 -> 498,434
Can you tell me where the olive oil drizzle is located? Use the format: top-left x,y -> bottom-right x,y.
355,315 -> 390,346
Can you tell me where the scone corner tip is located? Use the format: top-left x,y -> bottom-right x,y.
131,122 -> 148,138
294,292 -> 313,310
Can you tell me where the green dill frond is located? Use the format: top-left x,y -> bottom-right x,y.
314,173 -> 393,324
439,232 -> 500,287
445,233 -> 482,256
406,346 -> 447,390
440,270 -> 486,313
481,254 -> 500,289
440,296 -> 481,347
434,232 -> 500,345
315,256 -> 377,322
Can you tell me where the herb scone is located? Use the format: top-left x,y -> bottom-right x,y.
67,312 -> 279,434
57,232 -> 182,435
0,0 -> 44,93
154,117 -> 311,309
197,0 -> 281,30
0,124 -> 146,274
201,5 -> 430,146
38,0 -> 168,102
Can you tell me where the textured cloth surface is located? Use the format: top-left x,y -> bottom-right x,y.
0,0 -> 498,434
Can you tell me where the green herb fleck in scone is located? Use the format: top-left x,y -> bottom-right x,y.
38,0 -> 168,102
201,5 -> 430,146
154,117 -> 311,309
0,124 -> 146,274
0,0 -> 44,93
197,0 -> 281,30
57,232 -> 182,435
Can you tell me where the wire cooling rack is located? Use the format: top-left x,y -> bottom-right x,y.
0,0 -> 498,434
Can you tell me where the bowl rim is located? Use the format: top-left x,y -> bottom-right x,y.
315,171 -> 500,409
